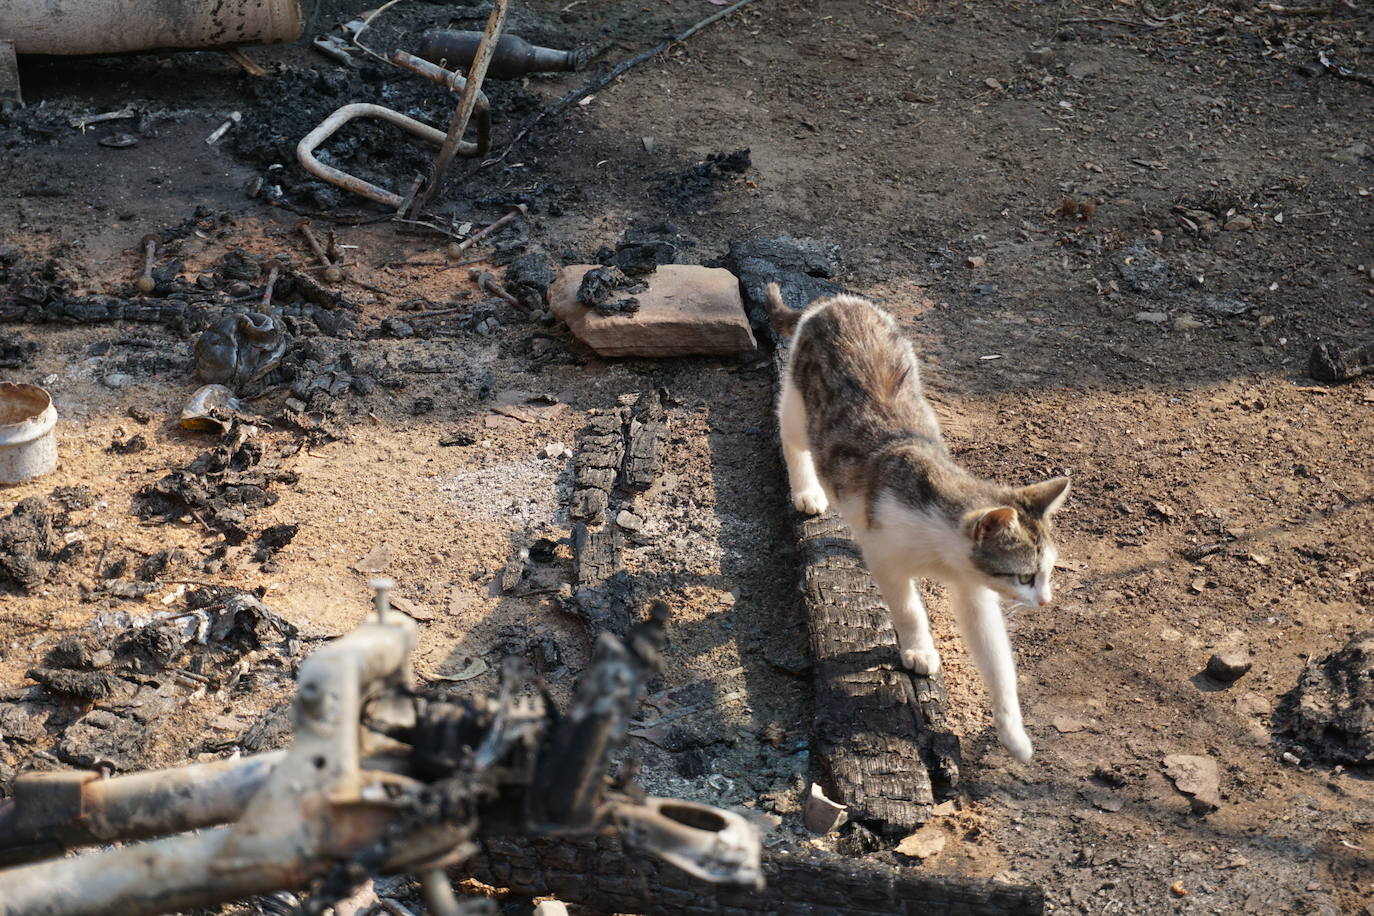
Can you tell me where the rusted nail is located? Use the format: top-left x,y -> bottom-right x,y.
468,267 -> 523,309
136,233 -> 158,294
449,203 -> 527,256
260,259 -> 283,310
296,218 -> 343,283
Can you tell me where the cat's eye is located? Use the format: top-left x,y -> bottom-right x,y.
1016,574 -> 1035,586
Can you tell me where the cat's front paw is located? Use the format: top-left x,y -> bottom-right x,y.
996,717 -> 1034,763
793,488 -> 829,515
901,647 -> 942,676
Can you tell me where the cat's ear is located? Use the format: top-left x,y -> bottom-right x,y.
1017,476 -> 1071,518
973,506 -> 1018,544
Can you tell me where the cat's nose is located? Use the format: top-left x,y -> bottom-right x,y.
1038,597 -> 1051,607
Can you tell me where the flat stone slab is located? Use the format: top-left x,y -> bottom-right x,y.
548,264 -> 756,357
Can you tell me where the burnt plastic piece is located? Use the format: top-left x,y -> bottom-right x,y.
417,30 -> 581,80
194,312 -> 288,392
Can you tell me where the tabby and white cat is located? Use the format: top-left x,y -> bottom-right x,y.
770,283 -> 1069,762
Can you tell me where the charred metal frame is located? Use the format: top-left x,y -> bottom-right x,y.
295,0 -> 507,213
0,588 -> 761,916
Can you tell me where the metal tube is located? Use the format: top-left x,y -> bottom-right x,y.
0,824 -> 305,916
0,0 -> 304,56
0,752 -> 285,860
296,103 -> 486,210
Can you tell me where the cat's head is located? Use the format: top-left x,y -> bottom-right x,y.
963,477 -> 1070,607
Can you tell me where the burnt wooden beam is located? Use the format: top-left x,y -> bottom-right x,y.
468,834 -> 1043,915
763,308 -> 959,837
566,393 -> 669,638
797,510 -> 961,835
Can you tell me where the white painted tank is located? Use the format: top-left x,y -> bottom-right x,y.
0,0 -> 306,56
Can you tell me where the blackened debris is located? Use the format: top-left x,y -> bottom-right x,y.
576,266 -> 645,315
0,333 -> 38,368
0,498 -> 67,593
136,423 -> 297,545
709,148 -> 752,173
107,432 -> 149,455
1309,340 -> 1374,383
1284,632 -> 1374,765
606,239 -> 678,277
253,523 -> 299,564
723,237 -> 844,333
504,252 -> 556,311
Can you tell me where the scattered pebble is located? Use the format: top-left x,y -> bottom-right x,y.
540,442 -> 569,459
615,510 -> 644,532
896,824 -> 946,859
1052,715 -> 1087,734
1026,47 -> 1055,66
966,255 -> 987,269
1135,311 -> 1168,325
1171,880 -> 1188,897
1173,315 -> 1204,332
101,373 -> 130,389
1206,649 -> 1253,682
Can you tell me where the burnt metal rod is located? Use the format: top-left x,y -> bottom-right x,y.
260,259 -> 282,310
469,268 -> 523,309
136,233 -> 158,294
485,0 -> 762,167
297,219 -> 344,283
451,204 -> 527,254
0,752 -> 286,863
418,0 -> 509,211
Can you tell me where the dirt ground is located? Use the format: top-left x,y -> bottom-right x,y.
3,0 -> 1374,913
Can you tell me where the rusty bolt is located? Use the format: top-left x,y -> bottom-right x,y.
136,233 -> 158,294
296,218 -> 344,284
260,258 -> 283,310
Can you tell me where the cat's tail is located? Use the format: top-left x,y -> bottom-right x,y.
767,282 -> 802,336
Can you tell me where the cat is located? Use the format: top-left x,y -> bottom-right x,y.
769,282 -> 1069,762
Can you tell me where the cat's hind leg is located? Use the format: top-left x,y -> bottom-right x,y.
779,379 -> 829,515
950,584 -> 1033,762
864,552 -> 940,675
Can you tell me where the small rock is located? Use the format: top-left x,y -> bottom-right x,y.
966,255 -> 987,269
1199,294 -> 1254,316
540,442 -> 568,459
1223,215 -> 1253,231
1135,311 -> 1168,325
1235,692 -> 1271,717
1189,578 -> 1208,593
353,544 -> 392,574
1328,141 -> 1371,166
1026,46 -> 1055,66
1281,751 -> 1301,766
896,824 -> 946,859
1206,649 -> 1252,682
548,264 -> 756,357
1171,881 -> 1188,897
1173,315 -> 1204,331
615,510 -> 644,532
1162,754 -> 1221,813
931,800 -> 958,816
803,783 -> 847,834
984,77 -> 1003,91
1052,715 -> 1087,734
102,373 -> 130,389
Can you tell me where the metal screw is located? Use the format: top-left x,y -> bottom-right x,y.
259,259 -> 283,310
369,577 -> 395,621
136,233 -> 158,294
296,218 -> 344,283
449,203 -> 527,256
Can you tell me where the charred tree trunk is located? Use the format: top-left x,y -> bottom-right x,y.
468,835 -> 1043,915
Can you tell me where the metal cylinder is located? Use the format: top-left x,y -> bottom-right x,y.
0,0 -> 306,56
0,382 -> 57,484
417,30 -> 579,80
